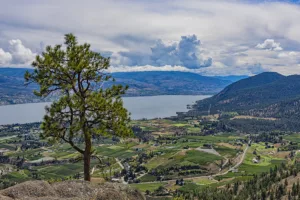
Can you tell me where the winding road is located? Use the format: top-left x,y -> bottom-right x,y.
138,141 -> 251,183
213,140 -> 250,177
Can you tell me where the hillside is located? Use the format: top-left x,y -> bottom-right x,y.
111,71 -> 231,96
0,68 -> 232,105
192,72 -> 300,118
0,68 -> 45,105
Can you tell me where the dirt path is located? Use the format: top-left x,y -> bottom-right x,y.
221,158 -> 229,168
139,141 -> 251,183
91,166 -> 95,175
116,158 -> 128,185
213,141 -> 250,177
136,173 -> 147,180
116,158 -> 124,169
196,147 -> 221,156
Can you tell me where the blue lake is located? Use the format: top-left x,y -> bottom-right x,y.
0,95 -> 209,125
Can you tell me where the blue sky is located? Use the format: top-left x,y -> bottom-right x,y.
0,0 -> 300,76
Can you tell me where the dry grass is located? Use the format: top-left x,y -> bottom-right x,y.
217,143 -> 241,150
178,150 -> 187,156
0,180 -> 145,200
232,115 -> 277,121
274,143 -> 282,148
91,178 -> 105,184
275,151 -> 290,159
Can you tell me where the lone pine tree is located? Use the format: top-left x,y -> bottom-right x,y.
25,34 -> 132,181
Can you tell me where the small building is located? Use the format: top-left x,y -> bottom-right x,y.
111,178 -> 121,183
135,148 -> 143,152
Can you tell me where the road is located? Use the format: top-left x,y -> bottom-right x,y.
116,158 -> 124,169
232,141 -> 250,169
137,172 -> 147,180
221,158 -> 229,169
138,140 -> 251,183
116,158 -> 128,184
213,140 -> 250,177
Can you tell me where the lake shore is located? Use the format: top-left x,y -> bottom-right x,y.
0,95 -> 210,125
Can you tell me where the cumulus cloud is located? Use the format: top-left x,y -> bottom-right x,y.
0,39 -> 36,66
2,0 -> 300,75
113,35 -> 212,69
9,39 -> 36,64
0,48 -> 12,65
177,35 -> 212,69
150,39 -> 178,66
256,39 -> 283,51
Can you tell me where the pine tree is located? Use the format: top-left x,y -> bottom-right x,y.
25,34 -> 132,181
293,183 -> 297,197
270,190 -> 274,200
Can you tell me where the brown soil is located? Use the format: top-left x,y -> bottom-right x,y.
0,180 -> 145,200
275,151 -> 290,159
178,150 -> 187,156
217,143 -> 242,150
206,162 -> 220,173
232,115 -> 277,121
274,143 -> 281,148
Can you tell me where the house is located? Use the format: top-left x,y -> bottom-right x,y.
203,144 -> 212,149
232,168 -> 239,173
135,148 -> 143,152
123,162 -> 131,172
111,178 -> 121,183
252,158 -> 259,163
176,179 -> 185,186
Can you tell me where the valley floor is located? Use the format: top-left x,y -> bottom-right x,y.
0,114 -> 298,199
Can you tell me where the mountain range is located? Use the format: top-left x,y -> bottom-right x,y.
0,68 -> 246,105
111,71 -> 233,96
193,72 -> 300,119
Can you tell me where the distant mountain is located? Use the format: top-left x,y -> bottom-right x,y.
192,72 -> 300,119
111,71 -> 232,96
0,68 -> 233,105
212,75 -> 249,82
0,68 -> 43,105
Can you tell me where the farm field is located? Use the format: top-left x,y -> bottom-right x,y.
0,116 -> 298,197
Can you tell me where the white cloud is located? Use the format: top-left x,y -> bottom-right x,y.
0,39 -> 36,67
278,51 -> 299,58
196,61 -> 266,76
256,39 -> 283,51
0,48 -> 12,65
109,65 -> 190,73
0,0 -> 300,75
8,39 -> 36,65
112,35 -> 212,69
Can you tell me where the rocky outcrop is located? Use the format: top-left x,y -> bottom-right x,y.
0,180 -> 145,200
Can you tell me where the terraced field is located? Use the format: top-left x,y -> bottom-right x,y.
0,118 -> 297,196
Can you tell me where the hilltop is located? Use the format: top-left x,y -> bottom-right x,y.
0,180 -> 145,200
193,72 -> 300,119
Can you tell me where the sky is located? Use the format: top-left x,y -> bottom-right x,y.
0,0 -> 300,76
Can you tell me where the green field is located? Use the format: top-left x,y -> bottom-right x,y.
131,182 -> 167,192
284,134 -> 300,143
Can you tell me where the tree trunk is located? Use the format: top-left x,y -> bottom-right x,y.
84,133 -> 92,181
83,150 -> 91,181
